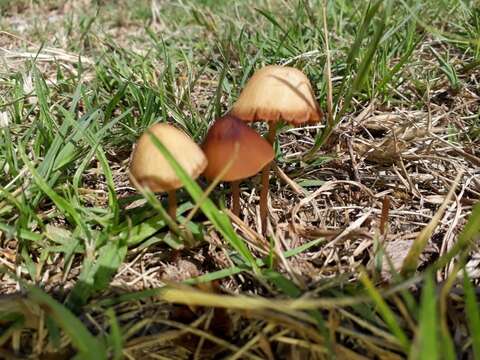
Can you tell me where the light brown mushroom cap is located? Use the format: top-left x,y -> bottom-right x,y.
129,123 -> 207,192
201,115 -> 274,182
231,65 -> 322,125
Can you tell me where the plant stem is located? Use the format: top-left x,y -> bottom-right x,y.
260,124 -> 276,234
168,190 -> 177,219
231,180 -> 241,216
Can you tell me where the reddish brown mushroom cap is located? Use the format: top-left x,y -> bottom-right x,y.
129,123 -> 207,192
231,65 -> 323,125
201,115 -> 274,182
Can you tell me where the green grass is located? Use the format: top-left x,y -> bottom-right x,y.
0,0 -> 479,358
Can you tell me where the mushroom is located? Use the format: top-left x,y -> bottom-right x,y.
201,115 -> 274,216
129,123 -> 207,219
230,65 -> 322,233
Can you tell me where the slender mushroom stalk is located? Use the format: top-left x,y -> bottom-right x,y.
259,125 -> 277,232
231,180 -> 241,216
129,123 -> 207,227
230,65 -> 323,235
167,190 -> 177,218
201,115 -> 274,217
266,124 -> 277,144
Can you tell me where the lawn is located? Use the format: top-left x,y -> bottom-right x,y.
0,0 -> 479,358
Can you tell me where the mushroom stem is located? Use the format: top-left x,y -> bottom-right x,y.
260,125 -> 276,234
231,180 -> 241,216
266,124 -> 277,145
168,190 -> 177,219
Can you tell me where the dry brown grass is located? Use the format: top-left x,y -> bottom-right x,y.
0,0 -> 479,358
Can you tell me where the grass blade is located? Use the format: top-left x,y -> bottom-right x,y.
359,270 -> 410,352
17,142 -> 88,236
463,269 -> 480,358
26,285 -> 107,359
433,202 -> 480,271
401,171 -> 463,277
106,308 -> 123,360
308,0 -> 390,155
413,271 -> 438,360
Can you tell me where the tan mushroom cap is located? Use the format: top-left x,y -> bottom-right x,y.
201,115 -> 274,182
129,123 -> 207,192
231,65 -> 322,125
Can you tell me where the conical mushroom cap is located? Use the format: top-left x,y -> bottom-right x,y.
202,115 -> 274,182
231,65 -> 322,125
129,123 -> 207,192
